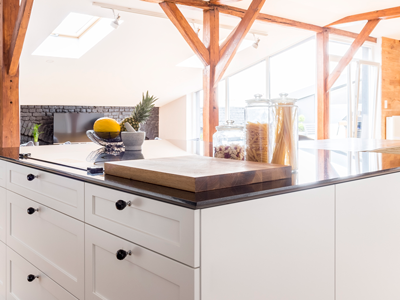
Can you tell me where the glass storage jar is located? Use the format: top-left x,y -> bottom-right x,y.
270,93 -> 298,172
244,94 -> 270,163
213,120 -> 245,160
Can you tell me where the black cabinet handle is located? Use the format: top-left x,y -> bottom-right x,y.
27,207 -> 39,215
115,200 -> 131,211
27,274 -> 38,282
27,174 -> 38,181
116,249 -> 131,260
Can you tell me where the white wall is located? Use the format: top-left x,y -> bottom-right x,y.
159,95 -> 188,149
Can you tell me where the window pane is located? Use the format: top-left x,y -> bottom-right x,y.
270,38 -> 316,139
329,41 -> 371,60
228,61 -> 267,125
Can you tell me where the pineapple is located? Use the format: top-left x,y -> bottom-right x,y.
120,91 -> 158,131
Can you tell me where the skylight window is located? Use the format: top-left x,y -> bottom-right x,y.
52,13 -> 100,38
33,12 -> 122,59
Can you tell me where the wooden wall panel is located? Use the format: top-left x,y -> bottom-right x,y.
381,37 -> 400,139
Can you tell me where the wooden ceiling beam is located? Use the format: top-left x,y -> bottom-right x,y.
144,0 -> 378,42
327,6 -> 400,26
9,0 -> 34,76
160,2 -> 210,66
214,0 -> 265,84
327,19 -> 380,91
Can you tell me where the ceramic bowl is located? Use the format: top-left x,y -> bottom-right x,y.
121,131 -> 146,151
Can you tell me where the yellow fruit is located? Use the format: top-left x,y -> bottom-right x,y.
93,118 -> 120,138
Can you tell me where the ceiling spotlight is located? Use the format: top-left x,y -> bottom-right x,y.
111,9 -> 122,29
252,34 -> 260,49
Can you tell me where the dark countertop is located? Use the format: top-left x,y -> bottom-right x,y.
2,139 -> 400,209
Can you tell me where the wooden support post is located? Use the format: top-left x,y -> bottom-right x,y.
202,8 -> 219,155
9,0 -> 34,76
215,0 -> 265,83
0,0 -> 21,148
316,29 -> 329,140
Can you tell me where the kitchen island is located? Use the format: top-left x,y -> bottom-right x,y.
1,139 -> 400,300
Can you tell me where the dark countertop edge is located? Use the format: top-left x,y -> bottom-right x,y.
3,156 -> 400,210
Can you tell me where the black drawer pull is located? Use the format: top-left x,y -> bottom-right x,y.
27,207 -> 39,215
116,249 -> 131,260
27,174 -> 38,181
115,200 -> 131,211
27,274 -> 39,282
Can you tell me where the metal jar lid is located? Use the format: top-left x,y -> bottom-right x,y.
245,94 -> 270,106
216,120 -> 244,131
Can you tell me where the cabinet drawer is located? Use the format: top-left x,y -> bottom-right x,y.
0,188 -> 5,243
7,248 -> 77,300
0,161 -> 6,188
0,242 -> 5,300
85,184 -> 200,267
85,225 -> 199,300
7,191 -> 84,299
6,163 -> 84,220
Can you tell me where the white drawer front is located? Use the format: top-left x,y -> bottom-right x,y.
7,191 -> 84,299
85,184 -> 200,267
6,163 -> 84,220
0,188 -> 5,243
0,242 -> 5,300
0,161 -> 6,188
85,225 -> 199,300
7,248 -> 77,300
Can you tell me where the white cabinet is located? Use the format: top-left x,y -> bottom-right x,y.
85,224 -> 199,300
85,183 -> 200,267
0,161 -> 6,188
201,186 -> 335,300
6,191 -> 84,299
0,188 -> 5,243
6,163 -> 84,220
336,173 -> 400,300
7,248 -> 77,300
0,242 -> 6,300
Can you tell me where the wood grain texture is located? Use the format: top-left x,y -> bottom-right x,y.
214,0 -> 265,83
317,30 -> 330,139
328,6 -> 400,26
215,5 -> 377,42
327,19 -> 380,91
381,37 -> 400,139
326,27 -> 377,43
104,156 -> 292,192
9,0 -> 34,76
202,9 -> 219,150
0,0 -> 20,148
160,2 -> 210,66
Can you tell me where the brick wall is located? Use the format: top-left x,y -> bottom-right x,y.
20,105 -> 159,145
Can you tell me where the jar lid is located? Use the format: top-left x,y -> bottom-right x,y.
245,94 -> 270,106
270,93 -> 297,104
216,120 -> 244,131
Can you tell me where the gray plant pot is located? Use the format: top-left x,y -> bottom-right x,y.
34,142 -> 39,146
121,131 -> 146,151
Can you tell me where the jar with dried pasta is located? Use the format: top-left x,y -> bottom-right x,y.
270,93 -> 298,172
213,120 -> 245,160
244,94 -> 270,163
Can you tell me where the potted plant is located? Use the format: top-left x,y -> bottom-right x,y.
32,124 -> 43,146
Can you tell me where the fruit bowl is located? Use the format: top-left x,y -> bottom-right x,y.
86,130 -> 124,154
94,131 -> 121,140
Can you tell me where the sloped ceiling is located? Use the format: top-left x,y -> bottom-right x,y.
20,0 -> 400,107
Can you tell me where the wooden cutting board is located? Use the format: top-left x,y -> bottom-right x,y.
104,155 -> 292,192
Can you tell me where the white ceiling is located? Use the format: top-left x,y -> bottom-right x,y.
20,0 -> 400,107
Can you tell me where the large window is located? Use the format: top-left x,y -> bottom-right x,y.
192,37 -> 379,141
